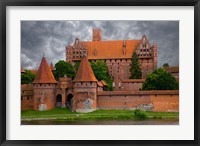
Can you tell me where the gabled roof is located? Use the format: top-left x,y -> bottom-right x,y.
81,40 -> 140,60
33,56 -> 56,84
73,56 -> 97,82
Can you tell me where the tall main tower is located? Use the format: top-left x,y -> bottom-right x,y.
92,28 -> 102,41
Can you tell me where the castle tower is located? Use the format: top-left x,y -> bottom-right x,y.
49,62 -> 54,71
92,28 -> 102,41
136,35 -> 157,78
72,54 -> 98,112
32,56 -> 57,111
152,43 -> 158,69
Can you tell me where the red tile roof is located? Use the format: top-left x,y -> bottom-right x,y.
50,63 -> 54,71
73,56 -> 98,82
33,56 -> 56,84
164,66 -> 179,73
97,81 -> 103,87
81,40 -> 140,60
101,80 -> 107,86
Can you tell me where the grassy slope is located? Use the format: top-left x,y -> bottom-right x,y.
21,108 -> 179,121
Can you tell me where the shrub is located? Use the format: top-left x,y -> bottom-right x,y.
134,109 -> 147,120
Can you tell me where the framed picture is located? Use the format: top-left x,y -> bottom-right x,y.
0,0 -> 199,145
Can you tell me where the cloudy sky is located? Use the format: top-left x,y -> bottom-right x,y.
21,21 -> 179,70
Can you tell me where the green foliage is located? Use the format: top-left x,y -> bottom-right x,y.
130,52 -> 142,79
90,60 -> 113,91
74,61 -> 81,72
21,70 -> 36,84
134,109 -> 147,120
163,63 -> 169,67
53,60 -> 75,80
142,68 -> 179,90
21,108 -> 178,121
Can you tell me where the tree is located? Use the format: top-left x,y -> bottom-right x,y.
74,61 -> 81,72
130,52 -> 142,79
21,70 -> 36,84
53,60 -> 75,79
142,68 -> 178,90
90,60 -> 113,91
163,63 -> 169,67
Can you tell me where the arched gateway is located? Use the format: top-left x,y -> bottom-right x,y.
66,94 -> 73,109
56,94 -> 62,108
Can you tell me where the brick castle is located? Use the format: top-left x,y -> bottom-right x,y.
21,28 -> 179,113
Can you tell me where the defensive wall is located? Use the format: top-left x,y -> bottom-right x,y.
97,90 -> 179,112
21,84 -> 179,112
21,84 -> 34,110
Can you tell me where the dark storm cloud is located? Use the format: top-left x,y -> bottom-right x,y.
21,21 -> 179,69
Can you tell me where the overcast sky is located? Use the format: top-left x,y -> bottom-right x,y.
21,21 -> 179,70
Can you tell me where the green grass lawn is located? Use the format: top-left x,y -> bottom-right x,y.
21,108 -> 179,121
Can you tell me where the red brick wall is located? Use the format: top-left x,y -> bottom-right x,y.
97,95 -> 151,109
97,90 -> 179,112
150,95 -> 179,112
21,97 -> 34,110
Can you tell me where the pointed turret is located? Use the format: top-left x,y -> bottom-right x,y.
50,62 -> 54,71
33,56 -> 56,84
73,56 -> 97,82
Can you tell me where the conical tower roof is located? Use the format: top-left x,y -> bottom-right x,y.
33,56 -> 56,84
73,56 -> 97,82
50,62 -> 54,71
